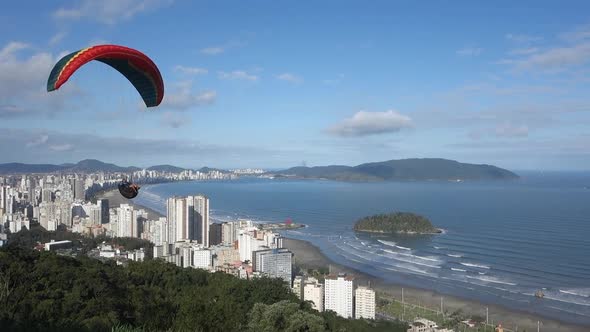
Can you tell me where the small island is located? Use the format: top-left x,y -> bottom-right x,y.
354,212 -> 441,234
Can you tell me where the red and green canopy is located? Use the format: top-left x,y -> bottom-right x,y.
47,44 -> 164,107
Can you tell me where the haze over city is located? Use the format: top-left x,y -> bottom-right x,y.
2,1 -> 590,169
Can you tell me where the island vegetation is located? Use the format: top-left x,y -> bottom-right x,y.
354,212 -> 440,234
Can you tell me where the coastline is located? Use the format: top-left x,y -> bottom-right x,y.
283,237 -> 588,332
98,187 -> 587,331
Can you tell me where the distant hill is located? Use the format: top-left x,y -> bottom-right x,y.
0,163 -> 67,174
198,167 -> 230,174
68,159 -> 141,173
147,165 -> 187,173
0,160 -> 227,175
274,158 -> 518,181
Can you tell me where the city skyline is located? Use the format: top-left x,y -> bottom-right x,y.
2,1 -> 590,170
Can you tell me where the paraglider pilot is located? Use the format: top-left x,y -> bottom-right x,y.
118,178 -> 140,199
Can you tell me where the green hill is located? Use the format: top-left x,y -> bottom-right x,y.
276,158 -> 518,181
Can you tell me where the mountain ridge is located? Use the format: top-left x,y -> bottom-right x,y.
0,160 -> 223,175
273,158 -> 518,181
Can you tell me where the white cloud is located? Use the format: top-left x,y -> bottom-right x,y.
218,70 -> 258,81
200,47 -> 224,55
161,112 -> 190,128
505,33 -> 543,44
26,135 -> 49,147
163,81 -> 216,110
495,123 -> 529,138
327,110 -> 412,137
174,65 -> 208,75
199,40 -> 246,56
456,47 -> 483,56
560,24 -> 590,42
53,0 -> 173,25
49,31 -> 67,46
0,41 -> 84,117
276,73 -> 303,83
500,25 -> 590,72
0,104 -> 27,117
0,42 -> 29,59
500,42 -> 590,72
508,47 -> 539,55
323,74 -> 345,85
49,144 -> 74,152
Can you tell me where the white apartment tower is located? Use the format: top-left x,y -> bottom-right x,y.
252,248 -> 293,285
324,273 -> 354,318
303,277 -> 325,312
355,286 -> 375,319
167,195 -> 210,246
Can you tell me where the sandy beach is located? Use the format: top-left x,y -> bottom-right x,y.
283,238 -> 587,332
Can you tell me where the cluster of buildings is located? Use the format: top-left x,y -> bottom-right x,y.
230,168 -> 266,175
0,169 -> 235,239
149,197 -> 290,284
292,273 -> 376,320
1,170 -> 379,322
132,168 -> 236,181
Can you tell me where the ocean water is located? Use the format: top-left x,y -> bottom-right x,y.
133,172 -> 590,325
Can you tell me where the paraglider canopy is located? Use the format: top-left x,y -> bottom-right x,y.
47,44 -> 164,107
118,180 -> 140,199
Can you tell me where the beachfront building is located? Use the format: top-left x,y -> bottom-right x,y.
325,273 -> 354,318
167,195 -> 210,247
238,231 -> 266,262
354,286 -> 375,319
303,277 -> 324,312
406,318 -> 453,332
252,248 -> 293,286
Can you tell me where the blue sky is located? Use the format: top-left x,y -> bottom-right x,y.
1,0 -> 590,170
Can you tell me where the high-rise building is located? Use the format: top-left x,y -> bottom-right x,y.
42,188 -> 53,203
303,277 -> 325,312
117,204 -> 139,237
0,185 -> 8,211
167,195 -> 210,246
71,178 -> 85,201
188,195 -> 209,247
252,248 -> 293,286
39,202 -> 58,230
57,202 -> 72,227
221,221 -> 237,246
325,273 -> 354,318
355,286 -> 375,319
98,199 -> 109,224
209,223 -> 222,246
238,231 -> 266,262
